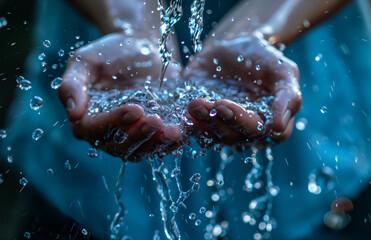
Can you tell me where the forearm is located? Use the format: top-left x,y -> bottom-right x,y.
212,0 -> 351,46
66,0 -> 160,41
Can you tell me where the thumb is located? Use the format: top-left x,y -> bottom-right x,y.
271,86 -> 302,133
58,59 -> 91,121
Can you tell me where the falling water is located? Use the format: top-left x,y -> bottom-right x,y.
158,0 -> 183,88
189,0 -> 206,53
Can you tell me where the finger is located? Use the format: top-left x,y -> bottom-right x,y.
214,99 -> 265,138
128,124 -> 182,162
117,114 -> 163,159
271,87 -> 302,133
187,98 -> 231,143
71,103 -> 144,140
270,117 -> 295,142
59,60 -> 92,121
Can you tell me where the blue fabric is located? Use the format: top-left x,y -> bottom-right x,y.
1,0 -> 370,239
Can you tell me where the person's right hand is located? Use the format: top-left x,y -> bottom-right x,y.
58,33 -> 182,162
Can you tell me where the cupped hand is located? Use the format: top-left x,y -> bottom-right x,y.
58,33 -> 182,161
183,34 -> 302,147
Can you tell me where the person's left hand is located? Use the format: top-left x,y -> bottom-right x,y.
182,34 -> 302,148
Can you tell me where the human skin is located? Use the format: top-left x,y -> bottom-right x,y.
59,0 -> 182,161
59,0 -> 351,159
184,0 -> 351,146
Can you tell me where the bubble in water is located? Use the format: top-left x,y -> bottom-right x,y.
47,168 -> 54,175
65,160 -> 72,170
58,49 -> 65,57
23,232 -> 31,239
190,173 -> 201,183
0,17 -> 8,29
308,167 -> 336,195
216,66 -> 222,72
51,77 -> 63,89
32,128 -> 44,141
30,96 -> 43,110
256,65 -> 261,71
244,157 -> 253,164
17,79 -> 32,90
199,207 -> 206,214
209,109 -> 217,117
295,117 -> 307,131
43,40 -> 51,47
87,148 -> 98,158
189,213 -> 196,220
81,228 -> 88,236
195,219 -> 201,226
320,106 -> 327,114
19,177 -> 28,187
237,55 -> 244,62
0,129 -> 7,139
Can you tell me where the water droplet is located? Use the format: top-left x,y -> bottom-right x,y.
244,157 -> 253,164
81,228 -> 88,236
213,58 -> 219,65
0,17 -> 8,29
189,213 -> 196,219
216,66 -> 222,72
18,79 -> 32,90
58,49 -> 65,57
0,174 -> 3,184
32,128 -> 44,141
47,168 -> 54,175
23,232 -> 31,239
190,173 -> 201,183
43,40 -> 51,48
87,148 -> 97,158
140,45 -> 151,55
295,117 -> 307,131
217,180 -> 224,186
199,207 -> 206,214
113,130 -> 128,144
308,167 -> 336,195
51,77 -> 63,89
255,65 -> 261,71
320,106 -> 327,113
149,213 -> 155,217
65,160 -> 72,170
315,54 -> 323,62
195,219 -> 201,226
30,96 -> 43,110
0,129 -> 7,139
38,53 -> 46,61
209,109 -> 217,117
76,55 -> 82,61
237,55 -> 244,62
19,177 -> 28,187
257,122 -> 263,131
7,155 -> 13,163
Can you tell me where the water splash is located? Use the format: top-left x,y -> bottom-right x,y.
158,0 -> 183,88
189,0 -> 206,53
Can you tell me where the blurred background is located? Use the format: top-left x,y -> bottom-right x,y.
0,0 -> 370,239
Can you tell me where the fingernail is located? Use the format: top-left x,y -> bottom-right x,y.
190,105 -> 209,120
66,98 -> 75,112
215,105 -> 234,121
123,112 -> 140,125
281,110 -> 291,128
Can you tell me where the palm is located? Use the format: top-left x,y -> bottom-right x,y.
183,35 -> 302,147
59,33 -> 182,161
